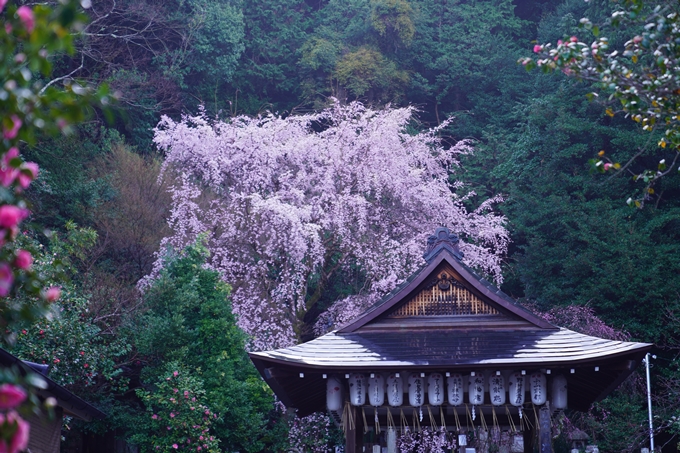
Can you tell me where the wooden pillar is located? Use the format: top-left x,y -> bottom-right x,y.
346,406 -> 364,453
538,406 -> 552,453
356,407 -> 365,453
346,406 -> 357,453
523,419 -> 534,453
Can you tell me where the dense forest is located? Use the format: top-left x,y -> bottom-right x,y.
0,0 -> 679,452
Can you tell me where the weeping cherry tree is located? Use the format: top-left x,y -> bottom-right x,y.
150,102 -> 509,350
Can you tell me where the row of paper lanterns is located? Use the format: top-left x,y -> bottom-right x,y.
326,371 -> 567,412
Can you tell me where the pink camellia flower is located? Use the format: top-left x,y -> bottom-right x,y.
0,411 -> 30,453
14,250 -> 32,270
0,205 -> 28,229
16,6 -> 35,33
16,162 -> 38,189
152,414 -> 158,420
0,0 -> 7,13
0,263 -> 14,297
3,115 -> 21,140
0,384 -> 26,409
533,44 -> 542,53
604,163 -> 613,171
43,286 -> 61,302
170,412 -> 175,418
172,444 -> 178,449
570,36 -> 578,43
0,148 -> 20,187
173,371 -> 178,377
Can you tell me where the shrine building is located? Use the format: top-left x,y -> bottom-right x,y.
249,227 -> 652,453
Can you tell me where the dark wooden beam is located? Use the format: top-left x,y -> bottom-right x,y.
346,406 -> 359,453
539,406 -> 552,453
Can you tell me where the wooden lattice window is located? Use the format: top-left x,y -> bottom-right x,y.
388,271 -> 499,317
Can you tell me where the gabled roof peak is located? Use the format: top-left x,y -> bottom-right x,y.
423,227 -> 464,262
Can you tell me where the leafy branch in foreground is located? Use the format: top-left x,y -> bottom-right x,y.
520,0 -> 680,207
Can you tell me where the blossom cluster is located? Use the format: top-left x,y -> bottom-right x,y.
135,367 -> 221,453
0,384 -> 29,453
150,101 -> 509,350
288,411 -> 342,453
397,427 -> 455,453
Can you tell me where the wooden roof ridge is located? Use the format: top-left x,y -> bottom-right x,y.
338,227 -> 555,333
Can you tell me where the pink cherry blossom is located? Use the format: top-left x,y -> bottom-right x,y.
0,385 -> 26,409
149,101 -> 509,350
3,115 -> 21,140
16,6 -> 35,33
14,250 -> 32,270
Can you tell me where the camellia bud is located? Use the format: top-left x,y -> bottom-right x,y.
43,286 -> 61,302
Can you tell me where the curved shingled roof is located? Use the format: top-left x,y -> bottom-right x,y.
249,227 -> 652,415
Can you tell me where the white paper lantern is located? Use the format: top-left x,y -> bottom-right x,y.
468,373 -> 485,405
552,374 -> 568,409
349,373 -> 366,406
368,374 -> 386,407
529,372 -> 547,405
408,373 -> 425,407
386,373 -> 404,407
447,374 -> 464,406
508,371 -> 525,407
326,375 -> 343,411
489,374 -> 506,406
428,373 -> 445,406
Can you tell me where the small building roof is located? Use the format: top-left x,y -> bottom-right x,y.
249,227 -> 652,416
0,348 -> 106,421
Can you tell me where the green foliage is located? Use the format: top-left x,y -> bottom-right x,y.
24,126 -> 124,229
334,46 -> 409,99
0,2 -> 112,143
132,240 -> 277,452
5,225 -> 131,397
480,81 -> 680,344
132,363 -> 222,453
369,0 -> 416,46
524,0 -> 680,204
223,0 -> 313,114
